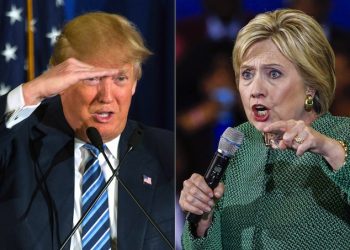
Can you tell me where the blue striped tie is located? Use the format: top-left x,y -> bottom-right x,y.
82,144 -> 111,250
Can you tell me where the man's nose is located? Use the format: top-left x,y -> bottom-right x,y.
97,77 -> 113,103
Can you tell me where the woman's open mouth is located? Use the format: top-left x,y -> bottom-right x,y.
252,104 -> 269,122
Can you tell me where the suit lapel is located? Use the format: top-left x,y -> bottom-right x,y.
30,96 -> 75,248
117,121 -> 159,249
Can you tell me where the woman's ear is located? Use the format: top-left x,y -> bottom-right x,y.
306,87 -> 316,98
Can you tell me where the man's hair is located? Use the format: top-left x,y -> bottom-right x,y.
50,12 -> 152,80
233,9 -> 335,114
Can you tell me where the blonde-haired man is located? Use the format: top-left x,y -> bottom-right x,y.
0,12 -> 174,250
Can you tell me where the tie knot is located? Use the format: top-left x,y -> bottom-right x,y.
83,143 -> 100,158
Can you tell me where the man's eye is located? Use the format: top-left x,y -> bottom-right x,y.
241,70 -> 253,80
270,70 -> 281,79
118,76 -> 127,81
113,75 -> 128,83
83,77 -> 100,85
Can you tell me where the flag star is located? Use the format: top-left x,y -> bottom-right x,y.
1,43 -> 18,62
46,27 -> 61,46
56,0 -> 64,7
6,5 -> 23,25
0,83 -> 11,96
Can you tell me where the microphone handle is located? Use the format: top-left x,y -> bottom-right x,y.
186,152 -> 230,224
58,147 -> 132,250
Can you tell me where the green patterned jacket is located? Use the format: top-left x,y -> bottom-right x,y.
182,113 -> 350,249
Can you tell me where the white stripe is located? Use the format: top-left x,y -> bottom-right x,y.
82,171 -> 104,204
82,209 -> 109,245
82,192 -> 108,227
83,159 -> 99,183
91,228 -> 111,250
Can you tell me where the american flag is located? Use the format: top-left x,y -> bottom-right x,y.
0,0 -> 64,95
143,174 -> 152,185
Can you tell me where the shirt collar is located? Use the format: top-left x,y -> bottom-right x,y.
105,136 -> 120,160
75,135 -> 120,160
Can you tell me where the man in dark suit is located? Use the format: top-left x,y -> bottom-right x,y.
0,12 -> 174,250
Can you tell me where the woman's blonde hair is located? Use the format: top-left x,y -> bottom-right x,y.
50,12 -> 152,80
233,9 -> 335,114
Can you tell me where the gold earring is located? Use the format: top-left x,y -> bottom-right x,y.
304,94 -> 313,112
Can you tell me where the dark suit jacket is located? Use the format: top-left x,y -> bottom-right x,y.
0,95 -> 174,250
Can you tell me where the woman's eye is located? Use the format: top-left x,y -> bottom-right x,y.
83,77 -> 100,85
241,70 -> 253,80
270,70 -> 281,79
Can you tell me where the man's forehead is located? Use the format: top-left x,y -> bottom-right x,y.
83,57 -> 133,69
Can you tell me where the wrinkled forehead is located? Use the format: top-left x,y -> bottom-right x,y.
241,40 -> 291,68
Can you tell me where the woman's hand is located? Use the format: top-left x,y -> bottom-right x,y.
264,119 -> 346,171
179,173 -> 224,237
22,58 -> 119,105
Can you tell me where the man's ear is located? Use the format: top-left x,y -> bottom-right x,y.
132,81 -> 137,95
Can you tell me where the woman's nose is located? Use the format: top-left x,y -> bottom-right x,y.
250,75 -> 266,98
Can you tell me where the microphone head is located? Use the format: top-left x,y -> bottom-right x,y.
218,127 -> 244,157
128,128 -> 143,150
86,127 -> 104,151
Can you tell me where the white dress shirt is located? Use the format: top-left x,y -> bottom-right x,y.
5,85 -> 119,249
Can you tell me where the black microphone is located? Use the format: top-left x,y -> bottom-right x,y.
128,128 -> 143,151
87,127 -> 143,172
186,127 -> 244,224
86,127 -> 104,151
58,127 -> 142,250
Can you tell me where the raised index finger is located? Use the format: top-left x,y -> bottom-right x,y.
263,120 -> 288,133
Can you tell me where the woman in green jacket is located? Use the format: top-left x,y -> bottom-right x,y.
180,9 -> 350,249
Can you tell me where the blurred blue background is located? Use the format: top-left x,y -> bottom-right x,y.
177,0 -> 350,31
